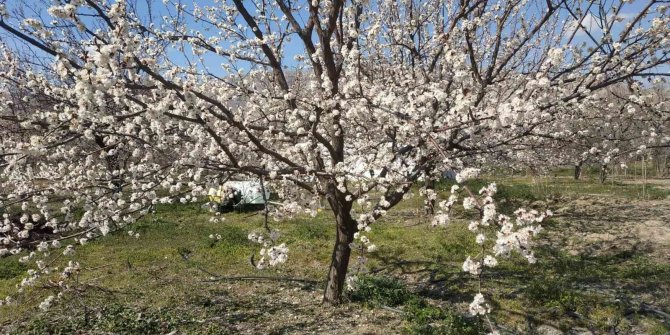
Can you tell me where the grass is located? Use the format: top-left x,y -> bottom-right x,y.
1,176 -> 669,334
348,275 -> 413,307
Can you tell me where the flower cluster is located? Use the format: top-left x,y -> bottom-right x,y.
430,180 -> 551,333
455,168 -> 481,184
248,231 -> 288,269
430,185 -> 460,227
469,293 -> 490,316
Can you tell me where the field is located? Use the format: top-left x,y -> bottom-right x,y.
1,175 -> 670,335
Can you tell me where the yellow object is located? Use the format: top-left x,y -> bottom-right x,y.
207,187 -> 225,203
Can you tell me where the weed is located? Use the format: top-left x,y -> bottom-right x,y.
348,275 -> 412,307
404,298 -> 485,335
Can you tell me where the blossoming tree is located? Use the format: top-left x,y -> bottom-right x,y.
1,0 -> 669,308
512,82 -> 670,181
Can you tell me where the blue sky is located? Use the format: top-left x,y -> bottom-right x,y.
0,0 -> 666,77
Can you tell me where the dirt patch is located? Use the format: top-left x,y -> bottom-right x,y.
621,178 -> 670,191
636,219 -> 670,259
208,282 -> 404,334
548,195 -> 670,261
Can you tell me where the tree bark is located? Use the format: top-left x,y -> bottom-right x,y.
424,177 -> 435,215
574,163 -> 582,180
599,164 -> 608,184
323,185 -> 356,305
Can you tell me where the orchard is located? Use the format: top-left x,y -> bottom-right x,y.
0,0 -> 669,333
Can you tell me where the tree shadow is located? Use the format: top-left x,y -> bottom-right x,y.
367,235 -> 670,333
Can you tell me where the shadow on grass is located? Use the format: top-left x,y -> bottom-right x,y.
367,237 -> 670,333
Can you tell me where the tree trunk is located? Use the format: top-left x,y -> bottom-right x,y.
599,164 -> 608,184
424,177 -> 435,215
574,163 -> 582,180
323,185 -> 356,304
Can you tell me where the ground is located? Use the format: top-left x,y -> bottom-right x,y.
0,175 -> 669,334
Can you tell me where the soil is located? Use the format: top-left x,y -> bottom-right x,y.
549,195 -> 670,261
200,282 -> 404,334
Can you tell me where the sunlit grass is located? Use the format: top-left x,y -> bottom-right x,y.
1,175 -> 669,334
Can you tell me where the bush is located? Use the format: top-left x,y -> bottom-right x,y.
347,275 -> 412,307
404,298 -> 485,335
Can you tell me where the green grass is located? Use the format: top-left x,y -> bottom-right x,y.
348,275 -> 413,307
403,298 -> 485,335
1,176 -> 669,334
12,302 -> 222,335
0,259 -> 26,280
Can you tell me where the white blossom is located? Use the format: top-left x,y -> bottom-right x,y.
469,293 -> 490,316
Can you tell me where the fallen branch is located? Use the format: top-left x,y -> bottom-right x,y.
178,248 -> 320,285
201,275 -> 321,284
639,303 -> 670,320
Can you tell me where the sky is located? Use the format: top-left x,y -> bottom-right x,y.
0,0 -> 666,78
